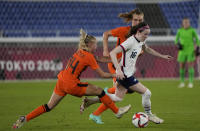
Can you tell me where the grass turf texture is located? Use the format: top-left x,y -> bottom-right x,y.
0,80 -> 200,131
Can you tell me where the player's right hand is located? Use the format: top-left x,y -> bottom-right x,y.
116,68 -> 125,80
177,43 -> 183,50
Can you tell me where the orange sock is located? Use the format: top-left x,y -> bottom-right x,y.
93,103 -> 108,116
26,105 -> 47,122
93,87 -> 116,116
99,94 -> 118,114
108,87 -> 116,94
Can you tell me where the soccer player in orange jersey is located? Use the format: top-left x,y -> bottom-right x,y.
12,29 -> 131,129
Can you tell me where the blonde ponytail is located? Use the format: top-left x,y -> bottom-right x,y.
79,29 -> 96,51
79,29 -> 89,51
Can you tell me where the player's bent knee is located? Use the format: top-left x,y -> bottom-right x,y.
144,89 -> 151,98
97,88 -> 104,95
87,84 -> 103,96
98,90 -> 105,98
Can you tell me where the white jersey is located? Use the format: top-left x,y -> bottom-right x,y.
119,36 -> 145,77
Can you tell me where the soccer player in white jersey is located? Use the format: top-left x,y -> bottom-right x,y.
81,22 -> 173,124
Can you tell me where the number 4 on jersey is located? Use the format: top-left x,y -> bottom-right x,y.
66,57 -> 79,74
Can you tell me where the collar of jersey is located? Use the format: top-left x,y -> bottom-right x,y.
134,36 -> 140,43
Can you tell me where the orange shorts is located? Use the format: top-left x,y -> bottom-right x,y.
54,78 -> 88,97
108,63 -> 116,83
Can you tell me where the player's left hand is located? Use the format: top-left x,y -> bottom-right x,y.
162,55 -> 173,60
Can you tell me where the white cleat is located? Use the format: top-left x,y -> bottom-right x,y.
178,82 -> 185,88
148,114 -> 164,124
188,83 -> 193,88
12,116 -> 26,129
115,104 -> 131,119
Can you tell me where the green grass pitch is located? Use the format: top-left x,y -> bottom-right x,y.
0,79 -> 200,131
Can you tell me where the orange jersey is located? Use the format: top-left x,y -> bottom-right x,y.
58,49 -> 99,82
111,26 -> 131,58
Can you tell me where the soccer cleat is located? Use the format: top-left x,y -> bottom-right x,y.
115,104 -> 131,119
89,114 -> 104,124
178,82 -> 185,88
80,97 -> 95,114
80,97 -> 89,114
12,116 -> 26,129
148,114 -> 164,124
188,83 -> 193,88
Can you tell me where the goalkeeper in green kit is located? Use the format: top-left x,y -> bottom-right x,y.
175,17 -> 200,88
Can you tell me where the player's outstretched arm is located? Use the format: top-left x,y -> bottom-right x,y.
95,56 -> 112,63
95,67 -> 116,78
143,44 -> 173,60
95,56 -> 121,63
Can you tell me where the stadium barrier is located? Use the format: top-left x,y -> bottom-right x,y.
0,36 -> 199,80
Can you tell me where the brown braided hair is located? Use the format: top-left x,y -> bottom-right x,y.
118,8 -> 144,23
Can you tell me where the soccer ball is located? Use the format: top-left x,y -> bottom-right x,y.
132,112 -> 149,128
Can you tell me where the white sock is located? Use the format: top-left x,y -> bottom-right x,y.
142,89 -> 152,115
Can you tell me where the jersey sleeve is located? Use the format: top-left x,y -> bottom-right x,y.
111,27 -> 126,37
192,29 -> 200,46
119,37 -> 133,51
88,54 -> 100,70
